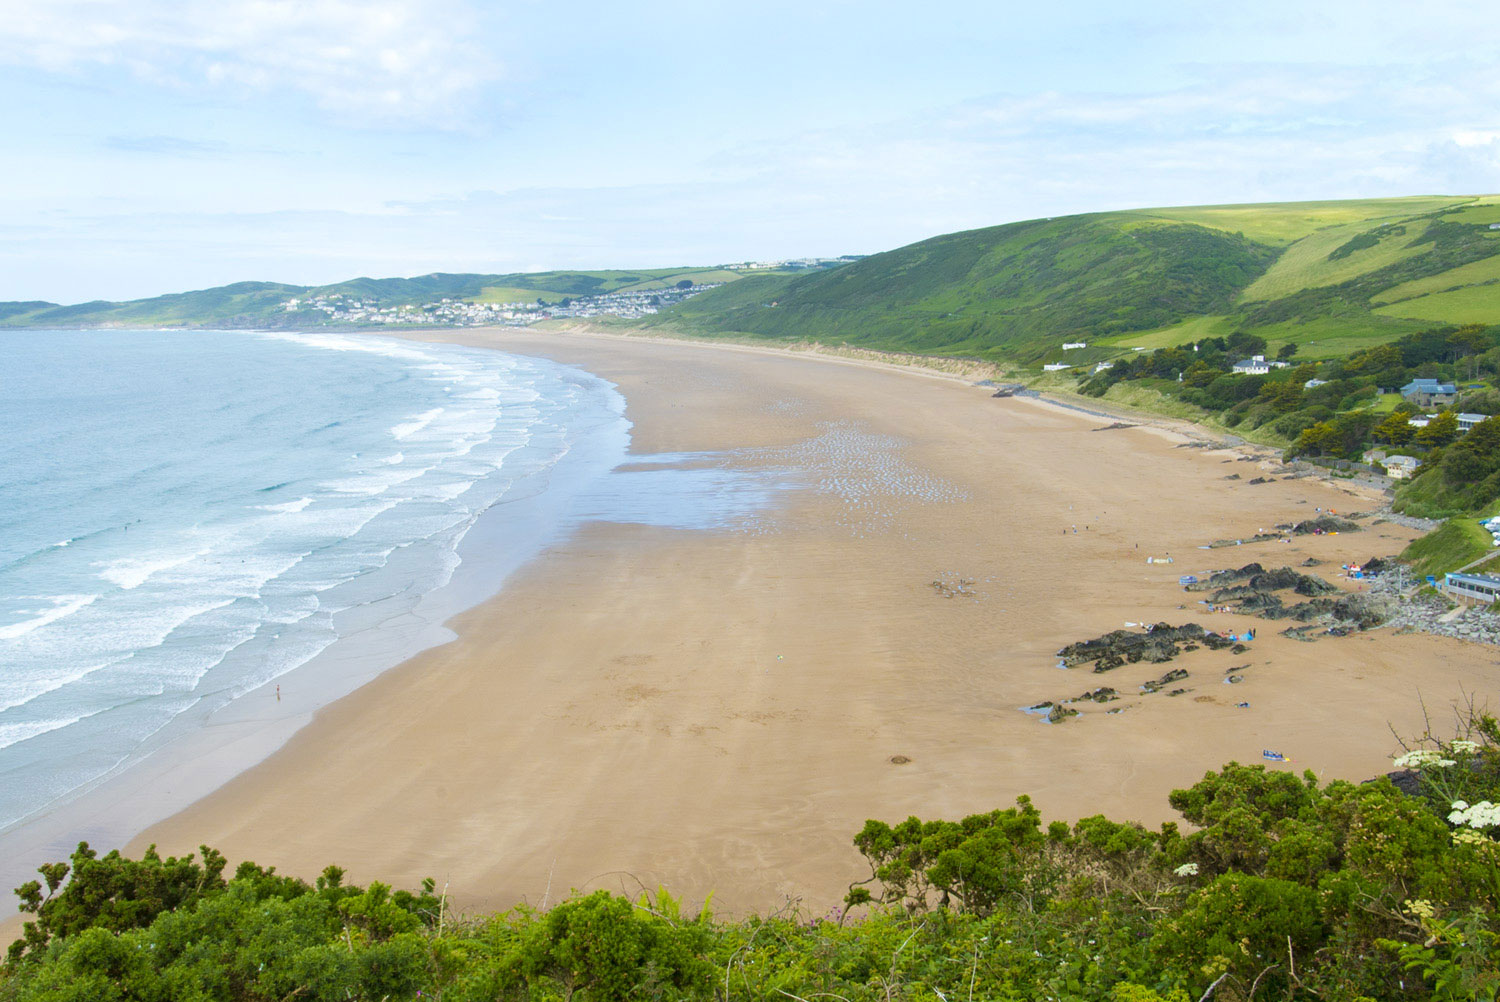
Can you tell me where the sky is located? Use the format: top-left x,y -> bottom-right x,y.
2,0 -> 1499,303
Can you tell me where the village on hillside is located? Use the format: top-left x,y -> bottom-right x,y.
280,281 -> 720,327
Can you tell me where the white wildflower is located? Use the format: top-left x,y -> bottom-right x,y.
1449,740 -> 1480,754
1174,863 -> 1199,877
1394,749 -> 1445,769
1436,759 -> 1458,768
1449,800 -> 1500,830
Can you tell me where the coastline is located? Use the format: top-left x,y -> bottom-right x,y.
106,327 -> 1497,918
0,338 -> 632,922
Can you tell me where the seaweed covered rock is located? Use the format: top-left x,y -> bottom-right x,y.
1057,623 -> 1231,672
1279,515 -> 1360,535
1188,563 -> 1338,602
1141,668 -> 1189,693
1058,623 -> 1196,670
1074,687 -> 1119,703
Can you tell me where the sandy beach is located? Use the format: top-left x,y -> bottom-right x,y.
123,327 -> 1498,918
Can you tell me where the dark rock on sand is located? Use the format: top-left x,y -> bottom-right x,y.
1141,667 -> 1189,693
1188,563 -> 1339,602
1058,623 -> 1230,672
1279,515 -> 1360,535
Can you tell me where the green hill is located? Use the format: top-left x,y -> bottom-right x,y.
0,267 -> 760,328
645,195 -> 1500,363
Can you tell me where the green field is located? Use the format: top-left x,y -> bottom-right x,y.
1374,252 -> 1500,303
1374,282 -> 1500,324
643,195 -> 1500,364
1238,218 -> 1433,302
1096,314 -> 1235,350
1125,195 -> 1472,245
473,286 -> 570,304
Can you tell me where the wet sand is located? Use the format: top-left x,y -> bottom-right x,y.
128,328 -> 1499,917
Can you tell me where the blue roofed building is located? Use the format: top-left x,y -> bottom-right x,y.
1399,378 -> 1457,407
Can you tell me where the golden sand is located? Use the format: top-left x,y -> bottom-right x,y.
130,328 -> 1498,916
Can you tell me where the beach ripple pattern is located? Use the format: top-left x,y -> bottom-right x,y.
764,422 -> 967,532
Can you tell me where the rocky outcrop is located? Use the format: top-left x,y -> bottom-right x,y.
1056,623 -> 1235,672
1140,668 -> 1189,693
1279,515 -> 1360,535
1187,563 -> 1339,601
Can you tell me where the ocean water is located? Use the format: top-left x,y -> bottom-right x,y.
0,329 -> 631,831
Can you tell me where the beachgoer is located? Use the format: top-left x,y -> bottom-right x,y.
276,684 -> 281,702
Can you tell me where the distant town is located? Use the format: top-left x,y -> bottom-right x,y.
279,257 -> 860,327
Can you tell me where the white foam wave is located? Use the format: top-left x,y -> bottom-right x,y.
391,408 -> 444,441
0,594 -> 98,641
256,497 -> 313,513
0,712 -> 98,751
96,551 -> 203,590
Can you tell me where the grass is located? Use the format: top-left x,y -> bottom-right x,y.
1400,513 -> 1497,578
1373,253 -> 1500,304
647,212 -> 1276,362
1096,314 -> 1235,350
474,286 -> 570,304
1240,313 -> 1426,359
1125,196 -> 1474,246
1239,218 -> 1435,303
1372,282 -> 1500,325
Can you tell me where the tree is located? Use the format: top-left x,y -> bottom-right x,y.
1277,342 -> 1299,361
1373,411 -> 1415,447
1417,411 -> 1459,449
675,279 -> 694,289
1258,377 -> 1303,414
1181,361 -> 1221,388
1226,331 -> 1268,358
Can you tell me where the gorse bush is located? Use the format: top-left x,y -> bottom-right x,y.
4,709 -> 1500,1001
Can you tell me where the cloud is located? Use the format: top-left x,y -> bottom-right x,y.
703,60 -> 1500,220
0,0 -> 499,125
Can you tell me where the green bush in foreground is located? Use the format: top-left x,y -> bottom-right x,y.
3,714 -> 1499,1001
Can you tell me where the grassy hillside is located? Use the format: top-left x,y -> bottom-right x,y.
648,196 -> 1500,363
642,213 -> 1276,361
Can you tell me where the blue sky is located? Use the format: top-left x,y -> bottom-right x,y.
3,0 -> 1499,303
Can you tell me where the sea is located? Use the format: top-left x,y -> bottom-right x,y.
0,328 -> 643,835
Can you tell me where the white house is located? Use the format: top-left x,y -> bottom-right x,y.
1043,363 -> 1073,372
1062,342 -> 1087,350
1383,455 -> 1420,479
1305,378 -> 1328,389
1093,361 -> 1114,373
1232,355 -> 1270,375
1457,412 -> 1489,433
